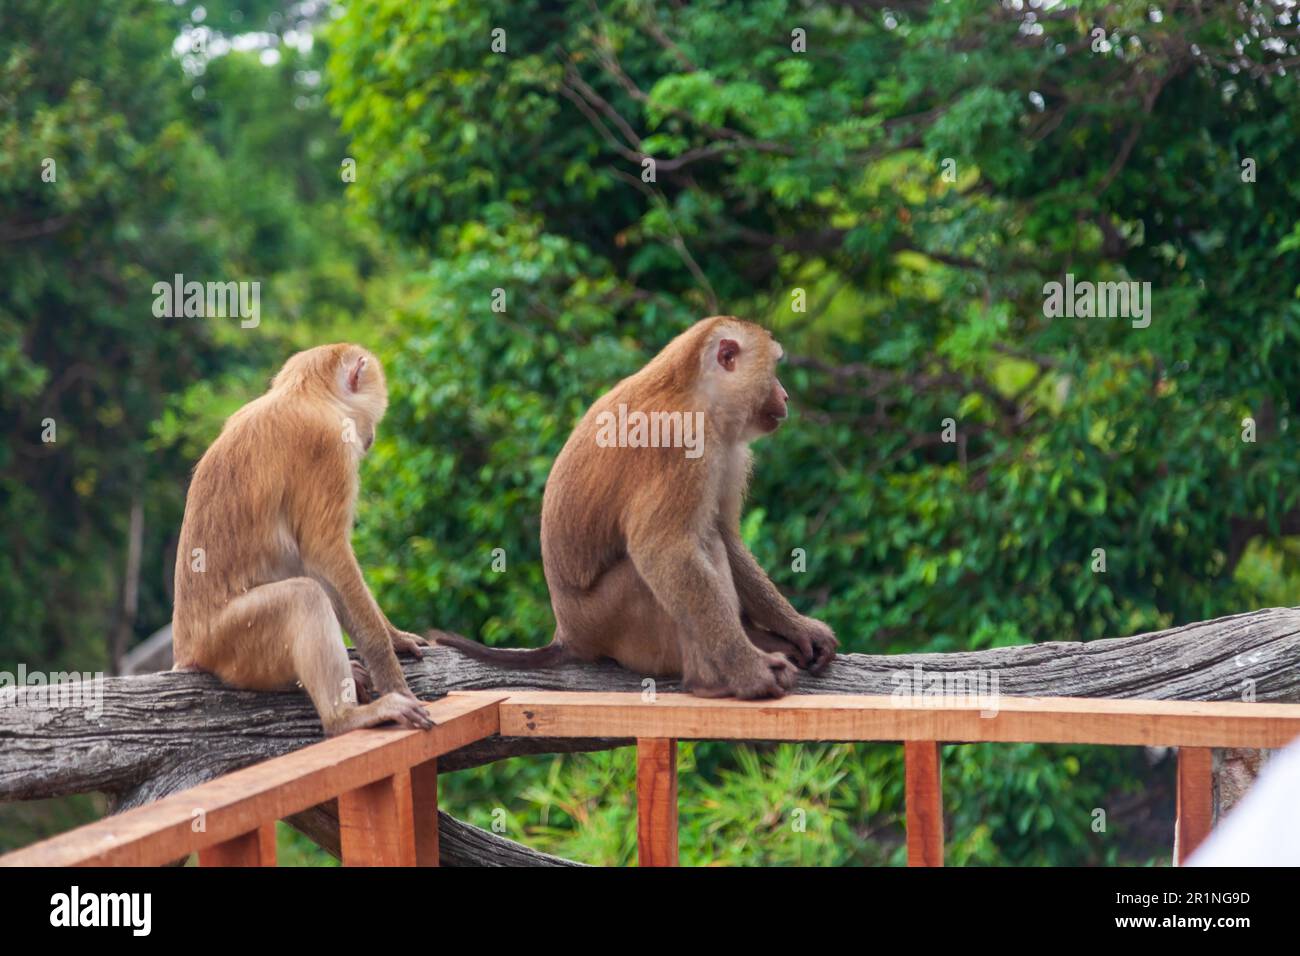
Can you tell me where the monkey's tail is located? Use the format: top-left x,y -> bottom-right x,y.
429,629 -> 571,669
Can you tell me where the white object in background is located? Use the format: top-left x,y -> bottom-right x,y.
1188,739 -> 1300,866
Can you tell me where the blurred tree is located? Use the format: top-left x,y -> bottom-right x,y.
0,0 -> 237,671
0,0 -> 385,675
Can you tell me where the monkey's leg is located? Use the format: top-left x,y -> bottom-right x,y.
305,549 -> 415,701
202,578 -> 433,735
628,541 -> 797,699
551,557 -> 685,677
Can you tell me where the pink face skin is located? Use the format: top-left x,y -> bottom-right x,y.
756,377 -> 789,433
754,338 -> 788,434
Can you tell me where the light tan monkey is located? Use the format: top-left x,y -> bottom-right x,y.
437,316 -> 837,698
172,343 -> 434,735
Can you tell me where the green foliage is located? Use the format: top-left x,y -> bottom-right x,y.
445,743 -> 868,867
274,821 -> 338,867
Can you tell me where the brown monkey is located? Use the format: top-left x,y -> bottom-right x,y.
437,316 -> 837,698
172,343 -> 434,735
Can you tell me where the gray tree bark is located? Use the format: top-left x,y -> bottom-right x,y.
2,606 -> 1298,864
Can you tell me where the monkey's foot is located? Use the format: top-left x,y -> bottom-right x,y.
349,660 -> 374,703
326,693 -> 436,735
685,650 -> 797,700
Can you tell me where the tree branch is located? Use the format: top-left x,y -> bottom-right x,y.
3,608 -> 1298,864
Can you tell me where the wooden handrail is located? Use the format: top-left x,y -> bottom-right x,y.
3,692 -> 1298,868
0,693 -> 503,867
496,692 -> 1300,746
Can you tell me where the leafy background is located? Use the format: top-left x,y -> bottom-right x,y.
3,0 -> 1299,864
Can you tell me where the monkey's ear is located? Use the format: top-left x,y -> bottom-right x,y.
346,355 -> 367,393
717,338 -> 740,372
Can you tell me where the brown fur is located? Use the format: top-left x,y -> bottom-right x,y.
172,343 -> 433,735
438,316 -> 837,698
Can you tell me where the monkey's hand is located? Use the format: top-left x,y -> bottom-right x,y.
685,646 -> 797,700
789,617 -> 838,675
390,629 -> 429,658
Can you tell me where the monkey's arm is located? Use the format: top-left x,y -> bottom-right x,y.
315,577 -> 358,637
721,530 -> 804,630
722,528 -> 838,672
714,468 -> 810,636
358,599 -> 427,655
314,579 -> 422,656
299,514 -> 413,698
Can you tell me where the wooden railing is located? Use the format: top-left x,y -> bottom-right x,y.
4,692 -> 1300,867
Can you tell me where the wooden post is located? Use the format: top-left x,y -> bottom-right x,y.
198,822 -> 276,867
410,759 -> 440,867
904,741 -> 944,867
338,772 -> 416,867
1175,746 -> 1213,865
636,738 -> 678,867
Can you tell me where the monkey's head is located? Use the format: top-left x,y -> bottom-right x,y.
273,343 -> 389,448
696,317 -> 789,441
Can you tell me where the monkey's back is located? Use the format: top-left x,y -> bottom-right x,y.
541,369 -> 704,595
541,401 -> 629,593
172,396 -> 341,652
